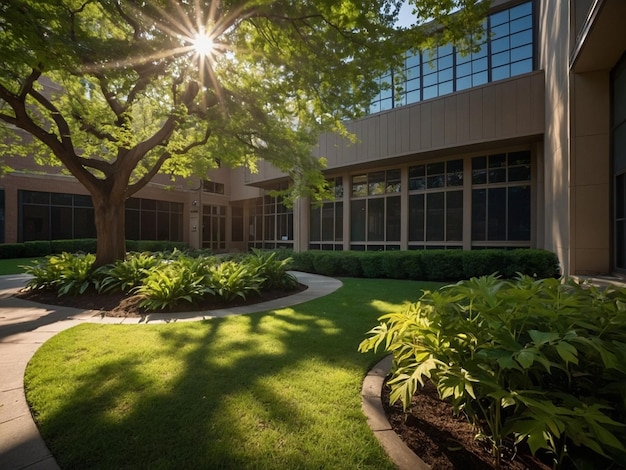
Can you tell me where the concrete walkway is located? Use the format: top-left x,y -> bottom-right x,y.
0,272 -> 342,470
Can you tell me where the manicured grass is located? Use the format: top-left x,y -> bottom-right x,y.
25,278 -> 444,469
0,257 -> 42,275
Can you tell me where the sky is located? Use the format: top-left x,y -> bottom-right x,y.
396,1 -> 418,28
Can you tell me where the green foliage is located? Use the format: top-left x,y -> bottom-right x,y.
246,249 -> 298,290
291,249 -> 560,281
360,275 -> 626,469
93,252 -> 163,294
23,240 -> 53,257
0,238 -> 186,260
205,260 -> 263,302
132,256 -> 215,311
1,1 -> 489,265
24,252 -> 95,296
0,243 -> 25,259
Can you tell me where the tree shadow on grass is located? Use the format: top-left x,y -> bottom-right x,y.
26,279 -> 425,469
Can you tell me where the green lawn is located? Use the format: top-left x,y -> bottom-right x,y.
25,278 -> 444,469
0,257 -> 42,275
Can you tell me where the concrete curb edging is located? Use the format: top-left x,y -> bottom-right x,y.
362,355 -> 431,470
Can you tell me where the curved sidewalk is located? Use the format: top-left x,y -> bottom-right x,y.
0,272 -> 342,470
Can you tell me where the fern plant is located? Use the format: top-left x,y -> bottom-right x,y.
23,252 -> 96,296
205,260 -> 263,302
93,252 -> 162,293
132,257 -> 214,310
245,249 -> 297,290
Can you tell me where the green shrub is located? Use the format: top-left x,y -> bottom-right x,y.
360,252 -> 383,278
403,252 -> 424,280
311,252 -> 343,277
360,275 -> 626,469
380,251 -> 407,279
462,249 -> 508,278
294,249 -> 559,281
246,249 -> 297,290
132,256 -> 214,310
23,240 -> 53,257
290,251 -> 316,273
336,252 -> 362,277
0,243 -> 25,259
205,260 -> 263,301
421,249 -> 464,281
94,252 -> 163,293
23,252 -> 96,296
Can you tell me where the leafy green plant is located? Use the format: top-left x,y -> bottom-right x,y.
205,260 -> 263,302
359,274 -> 626,469
23,252 -> 96,296
94,252 -> 162,293
246,249 -> 297,290
132,257 -> 214,310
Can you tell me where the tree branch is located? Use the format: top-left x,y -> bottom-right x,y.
125,150 -> 171,197
117,81 -> 200,183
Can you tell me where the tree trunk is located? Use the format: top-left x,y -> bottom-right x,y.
92,193 -> 127,267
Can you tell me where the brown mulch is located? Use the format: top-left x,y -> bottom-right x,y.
16,283 -> 308,317
382,380 -> 552,470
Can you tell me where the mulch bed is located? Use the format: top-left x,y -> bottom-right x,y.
16,283 -> 308,317
382,379 -> 551,470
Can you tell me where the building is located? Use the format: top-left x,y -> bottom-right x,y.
1,0 -> 625,277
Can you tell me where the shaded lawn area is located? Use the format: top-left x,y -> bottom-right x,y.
0,257 -> 42,275
25,278 -> 444,469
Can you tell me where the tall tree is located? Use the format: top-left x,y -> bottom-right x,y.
0,0 -> 488,266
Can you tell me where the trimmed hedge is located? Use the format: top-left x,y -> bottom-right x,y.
290,249 -> 560,282
0,239 -> 188,259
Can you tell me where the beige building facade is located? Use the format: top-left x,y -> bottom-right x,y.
2,0 -> 625,277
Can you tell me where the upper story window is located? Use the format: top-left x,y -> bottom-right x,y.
368,1 -> 534,114
203,180 -> 224,194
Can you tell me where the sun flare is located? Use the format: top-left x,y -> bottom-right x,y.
192,32 -> 214,57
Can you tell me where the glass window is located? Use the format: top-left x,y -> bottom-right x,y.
508,186 -> 531,240
490,10 -> 509,27
51,207 -> 72,239
446,191 -> 463,241
386,196 -> 401,241
492,65 -> 510,81
310,205 -> 321,241
74,195 -> 93,207
511,59 -> 532,76
351,199 -> 366,241
368,2 -> 533,114
352,175 -> 367,197
488,188 -> 506,240
321,202 -> 335,240
74,208 -> 96,238
426,193 -> 445,241
367,198 -> 385,241
368,172 -> 386,195
409,165 -> 426,190
510,2 -> 532,19
386,169 -> 401,193
125,210 -> 140,240
141,211 -> 156,240
409,194 -> 425,241
335,202 -> 343,241
472,189 -> 487,240
51,193 -> 73,206
232,206 -> 244,242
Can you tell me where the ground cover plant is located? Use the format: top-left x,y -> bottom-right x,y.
360,274 -> 626,469
24,278 -> 442,469
21,249 -> 298,311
